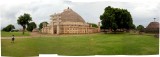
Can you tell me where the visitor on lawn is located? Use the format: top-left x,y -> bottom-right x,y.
11,35 -> 15,43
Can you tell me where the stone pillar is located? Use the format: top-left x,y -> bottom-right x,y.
90,24 -> 93,33
90,24 -> 92,27
56,15 -> 61,35
46,27 -> 47,33
51,22 -> 54,34
98,22 -> 101,32
52,14 -> 61,35
42,23 -> 46,33
41,28 -> 43,33
57,23 -> 60,35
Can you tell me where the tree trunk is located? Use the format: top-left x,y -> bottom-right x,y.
23,27 -> 24,35
22,25 -> 25,35
114,30 -> 116,34
109,27 -> 112,33
113,29 -> 116,34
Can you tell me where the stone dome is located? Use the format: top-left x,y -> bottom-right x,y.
145,22 -> 159,33
146,22 -> 159,29
59,8 -> 85,23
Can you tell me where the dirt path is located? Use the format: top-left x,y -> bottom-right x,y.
1,32 -> 98,39
1,32 -> 46,39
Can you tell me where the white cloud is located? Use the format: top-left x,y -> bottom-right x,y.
0,0 -> 160,29
0,0 -> 69,29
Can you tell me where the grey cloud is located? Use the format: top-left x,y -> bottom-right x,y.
1,6 -> 24,29
1,0 -> 159,29
1,0 -> 68,29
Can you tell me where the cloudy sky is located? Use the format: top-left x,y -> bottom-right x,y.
0,0 -> 160,29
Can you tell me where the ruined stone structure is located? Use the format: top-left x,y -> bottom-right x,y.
145,19 -> 159,33
41,7 -> 100,34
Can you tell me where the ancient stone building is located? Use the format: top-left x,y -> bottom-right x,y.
145,18 -> 159,33
41,7 -> 100,34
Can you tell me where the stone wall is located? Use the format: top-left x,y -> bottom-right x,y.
41,22 -> 100,34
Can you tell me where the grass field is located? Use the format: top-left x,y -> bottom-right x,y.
1,31 -> 30,37
1,33 -> 159,56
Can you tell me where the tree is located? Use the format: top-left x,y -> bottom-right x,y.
100,6 -> 114,30
17,13 -> 32,34
130,24 -> 136,29
88,23 -> 98,28
100,6 -> 133,32
27,22 -> 37,32
39,21 -> 48,30
137,25 -> 144,31
2,24 -> 15,32
112,23 -> 118,32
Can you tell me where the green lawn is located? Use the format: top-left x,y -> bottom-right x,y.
1,31 -> 30,37
1,33 -> 159,56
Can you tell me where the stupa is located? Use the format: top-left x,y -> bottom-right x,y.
145,18 -> 159,33
41,7 -> 100,34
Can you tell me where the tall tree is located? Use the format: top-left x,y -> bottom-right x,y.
17,13 -> 32,34
2,24 -> 15,32
27,22 -> 37,32
39,21 -> 48,30
131,24 -> 136,29
100,6 -> 133,32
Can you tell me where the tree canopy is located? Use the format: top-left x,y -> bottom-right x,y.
17,13 -> 32,34
39,21 -> 48,30
100,6 -> 134,32
137,25 -> 144,31
131,24 -> 136,29
27,22 -> 37,32
2,24 -> 15,32
88,23 -> 98,28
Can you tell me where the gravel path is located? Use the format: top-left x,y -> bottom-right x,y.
1,32 -> 97,39
1,32 -> 45,39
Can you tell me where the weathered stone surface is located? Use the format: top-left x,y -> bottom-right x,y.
145,22 -> 159,33
42,7 -> 100,34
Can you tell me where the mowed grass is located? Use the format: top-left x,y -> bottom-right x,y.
1,31 -> 30,37
1,33 -> 159,56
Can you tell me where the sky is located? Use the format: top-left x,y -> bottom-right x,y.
0,0 -> 160,29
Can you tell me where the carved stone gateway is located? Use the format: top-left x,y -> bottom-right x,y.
42,7 -> 100,34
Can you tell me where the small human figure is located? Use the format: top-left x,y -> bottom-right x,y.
11,35 -> 15,43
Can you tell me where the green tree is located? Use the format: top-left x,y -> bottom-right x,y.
88,23 -> 98,28
112,23 -> 118,32
100,6 -> 133,32
2,24 -> 15,32
39,21 -> 48,30
100,6 -> 114,30
17,13 -> 32,34
131,24 -> 136,29
137,25 -> 144,31
27,22 -> 37,32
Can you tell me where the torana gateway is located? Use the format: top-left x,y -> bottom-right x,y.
41,7 -> 100,34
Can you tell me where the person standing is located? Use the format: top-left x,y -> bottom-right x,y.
11,35 -> 15,43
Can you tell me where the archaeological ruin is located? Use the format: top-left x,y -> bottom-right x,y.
41,7 -> 100,34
